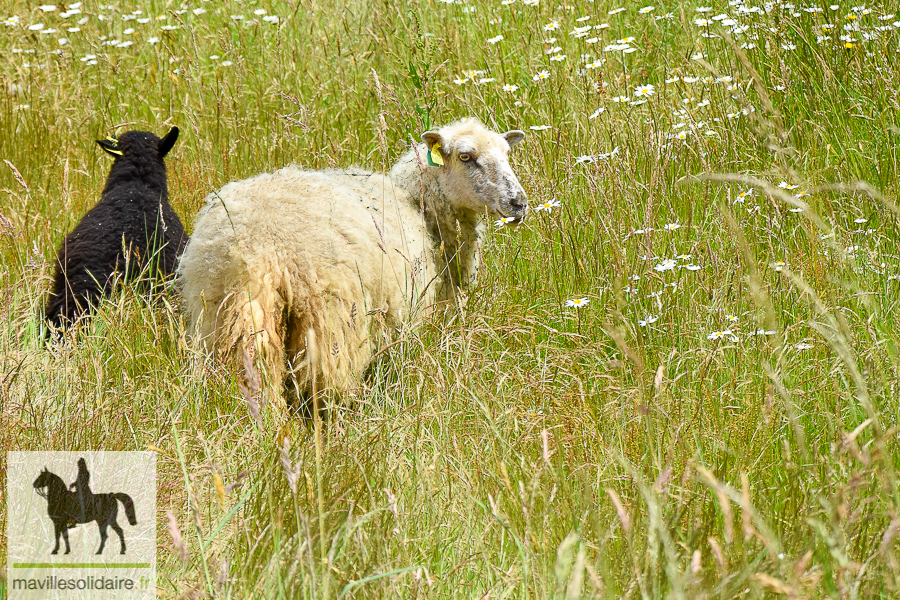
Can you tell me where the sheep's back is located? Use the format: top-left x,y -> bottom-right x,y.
178,166 -> 437,336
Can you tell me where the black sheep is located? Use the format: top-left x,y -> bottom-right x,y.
44,127 -> 187,333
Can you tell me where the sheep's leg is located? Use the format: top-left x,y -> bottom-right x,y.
281,297 -> 373,413
281,319 -> 314,412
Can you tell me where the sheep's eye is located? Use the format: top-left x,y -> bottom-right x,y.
459,153 -> 472,162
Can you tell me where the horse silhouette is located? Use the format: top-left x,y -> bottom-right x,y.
33,464 -> 137,555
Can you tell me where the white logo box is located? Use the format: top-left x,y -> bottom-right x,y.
6,451 -> 156,600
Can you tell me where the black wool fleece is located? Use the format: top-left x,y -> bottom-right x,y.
44,127 -> 187,332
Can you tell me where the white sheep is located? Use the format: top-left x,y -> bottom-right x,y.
177,118 -> 527,408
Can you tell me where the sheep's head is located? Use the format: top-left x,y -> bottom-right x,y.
422,120 -> 527,222
97,126 -> 180,160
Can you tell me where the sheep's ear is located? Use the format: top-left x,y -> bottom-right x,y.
158,126 -> 180,158
96,136 -> 122,157
502,130 -> 525,148
421,131 -> 444,167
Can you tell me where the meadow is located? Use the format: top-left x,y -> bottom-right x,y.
1,0 -> 899,597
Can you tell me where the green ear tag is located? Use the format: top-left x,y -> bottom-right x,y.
427,142 -> 444,167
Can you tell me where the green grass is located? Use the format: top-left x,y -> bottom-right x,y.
2,0 -> 900,597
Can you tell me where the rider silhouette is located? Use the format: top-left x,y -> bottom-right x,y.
69,458 -> 93,524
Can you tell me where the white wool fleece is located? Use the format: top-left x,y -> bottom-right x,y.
177,118 -> 526,406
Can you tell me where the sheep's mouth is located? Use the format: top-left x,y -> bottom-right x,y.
495,208 -> 528,229
500,212 -> 527,223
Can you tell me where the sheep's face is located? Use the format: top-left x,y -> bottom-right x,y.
422,123 -> 527,222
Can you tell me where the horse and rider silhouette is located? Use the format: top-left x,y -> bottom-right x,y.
32,458 -> 137,555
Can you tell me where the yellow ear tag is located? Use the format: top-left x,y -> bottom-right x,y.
427,142 -> 444,167
102,136 -> 123,155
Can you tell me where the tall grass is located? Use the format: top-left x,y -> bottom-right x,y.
2,0 -> 899,597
